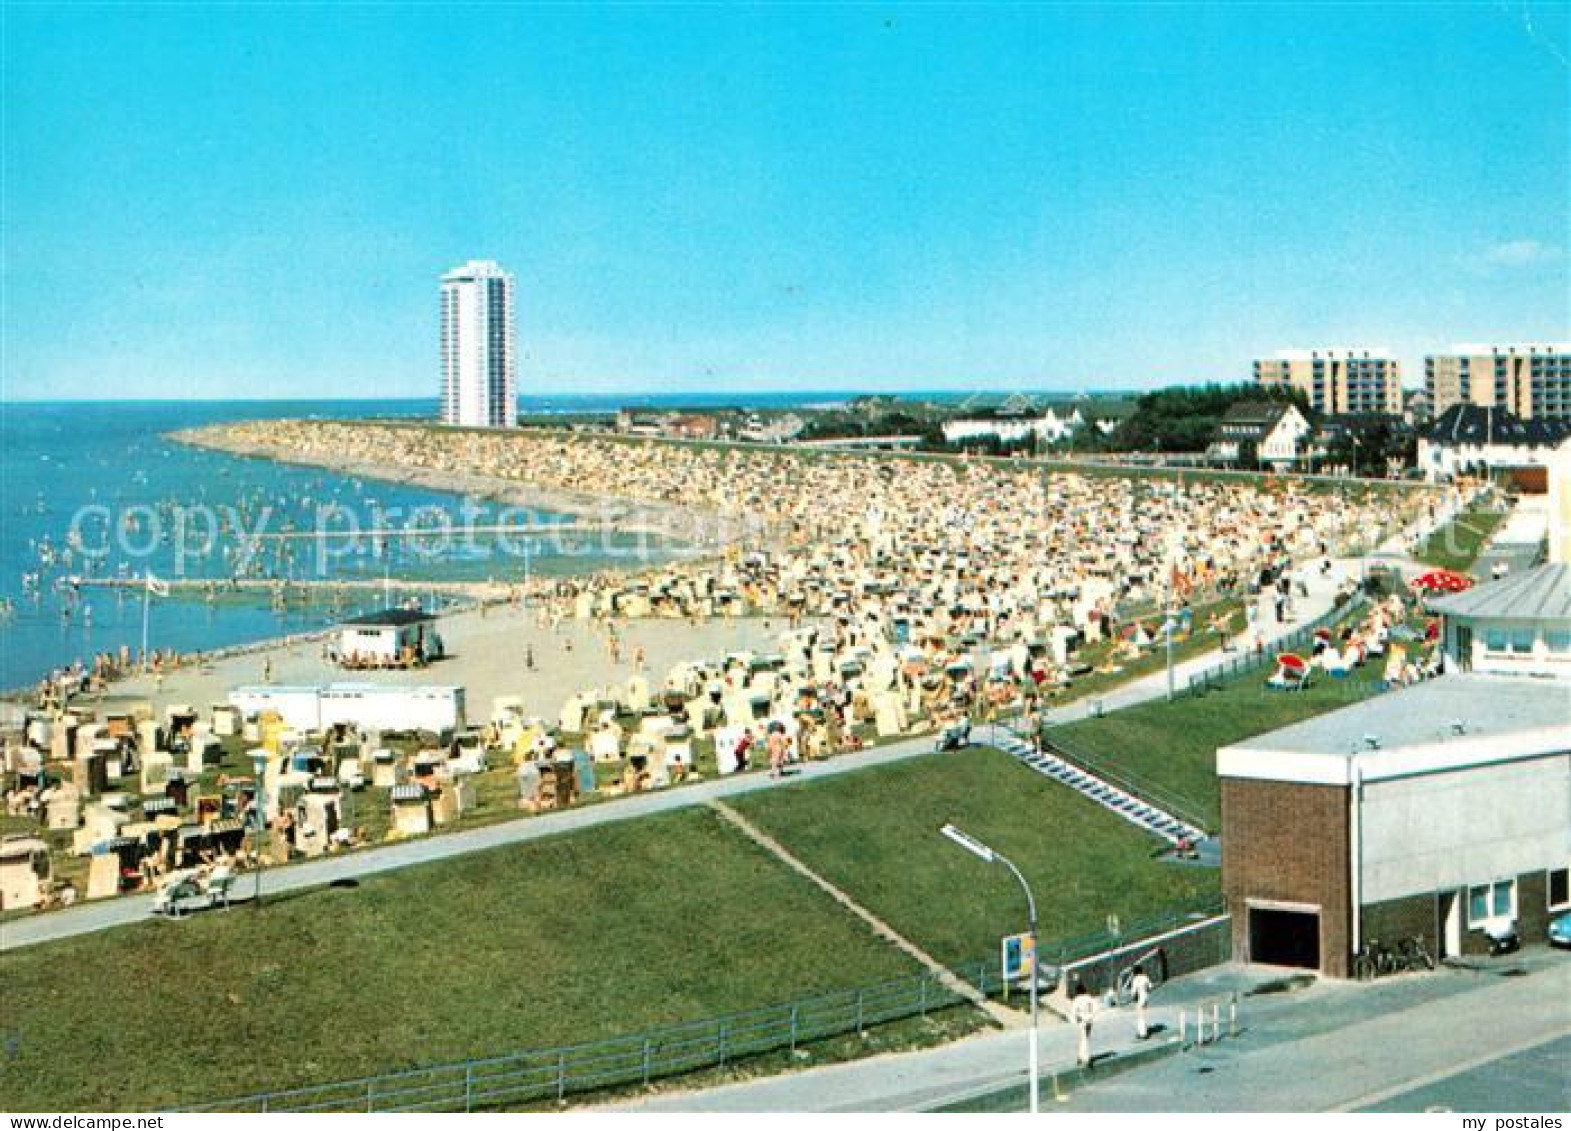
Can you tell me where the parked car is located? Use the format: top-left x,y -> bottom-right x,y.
1549,910 -> 1571,949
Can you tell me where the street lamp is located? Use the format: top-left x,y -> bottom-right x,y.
940,823 -> 1040,1113
250,749 -> 268,907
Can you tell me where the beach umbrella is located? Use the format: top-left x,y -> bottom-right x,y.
1410,570 -> 1473,594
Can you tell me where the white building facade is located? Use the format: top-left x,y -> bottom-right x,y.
440,260 -> 517,428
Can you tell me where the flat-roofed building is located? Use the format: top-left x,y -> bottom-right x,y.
1218,674 -> 1570,977
1425,344 -> 1571,421
440,259 -> 517,429
1253,348 -> 1402,417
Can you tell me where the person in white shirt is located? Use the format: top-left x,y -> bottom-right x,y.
1129,964 -> 1154,1039
1070,980 -> 1097,1068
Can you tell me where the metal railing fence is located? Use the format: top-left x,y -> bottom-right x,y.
1182,590 -> 1371,696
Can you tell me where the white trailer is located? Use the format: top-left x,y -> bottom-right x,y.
229,686 -> 325,731
229,684 -> 465,735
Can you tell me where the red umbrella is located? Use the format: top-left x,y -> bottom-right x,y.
1411,570 -> 1473,594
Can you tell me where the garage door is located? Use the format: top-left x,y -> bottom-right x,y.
1248,905 -> 1321,969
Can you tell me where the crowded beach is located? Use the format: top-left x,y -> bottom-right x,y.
0,421 -> 1449,914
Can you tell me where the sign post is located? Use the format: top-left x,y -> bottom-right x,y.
1001,931 -> 1037,1007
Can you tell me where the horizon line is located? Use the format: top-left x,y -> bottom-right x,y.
0,386 -> 1168,406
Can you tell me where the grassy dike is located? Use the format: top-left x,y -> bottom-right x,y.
731,747 -> 1218,969
0,808 -> 935,1111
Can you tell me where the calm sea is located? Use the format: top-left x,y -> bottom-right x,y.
0,393 -> 854,691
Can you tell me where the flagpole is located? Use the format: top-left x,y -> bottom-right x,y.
141,573 -> 152,671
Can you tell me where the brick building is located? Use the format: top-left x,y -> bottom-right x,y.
1218,675 -> 1570,977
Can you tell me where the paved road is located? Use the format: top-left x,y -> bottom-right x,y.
0,555 -> 1363,953
1357,1032 -> 1571,1114
614,953 -> 1571,1113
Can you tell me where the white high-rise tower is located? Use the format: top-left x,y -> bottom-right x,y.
439,260 -> 516,428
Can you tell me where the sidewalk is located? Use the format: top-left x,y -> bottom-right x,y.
613,954 -> 1570,1113
1,555 -> 1359,953
1055,956 -> 1570,1113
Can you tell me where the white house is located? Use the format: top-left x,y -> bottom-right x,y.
940,405 -> 1095,447
336,608 -> 441,667
1208,402 -> 1312,469
1418,405 -> 1571,483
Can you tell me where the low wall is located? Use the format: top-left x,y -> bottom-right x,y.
1058,913 -> 1232,999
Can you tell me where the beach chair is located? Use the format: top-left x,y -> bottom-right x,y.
1266,652 -> 1311,692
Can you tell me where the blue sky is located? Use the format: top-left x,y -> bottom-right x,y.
4,2 -> 1568,400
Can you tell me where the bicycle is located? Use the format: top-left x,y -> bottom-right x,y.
1397,935 -> 1435,972
1352,938 -> 1395,981
1351,942 -> 1375,981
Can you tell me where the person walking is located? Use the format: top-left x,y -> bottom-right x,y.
1129,963 -> 1154,1039
1071,980 -> 1097,1069
766,724 -> 788,779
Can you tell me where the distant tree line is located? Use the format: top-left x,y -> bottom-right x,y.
797,409 -> 946,447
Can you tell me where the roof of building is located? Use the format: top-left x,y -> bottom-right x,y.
338,608 -> 435,628
1216,674 -> 1571,786
1263,348 -> 1393,362
1221,400 -> 1296,427
1429,562 -> 1571,621
1423,404 -> 1571,449
1441,343 -> 1571,356
442,259 -> 510,283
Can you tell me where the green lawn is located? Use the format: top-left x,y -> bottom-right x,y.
1415,505 -> 1506,574
731,747 -> 1217,971
0,808 -> 927,1111
1051,655 -> 1390,827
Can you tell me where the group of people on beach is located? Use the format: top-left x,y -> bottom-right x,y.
25,420 -> 1447,740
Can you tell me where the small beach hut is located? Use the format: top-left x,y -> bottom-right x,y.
0,835 -> 51,911
336,608 -> 438,668
389,784 -> 432,836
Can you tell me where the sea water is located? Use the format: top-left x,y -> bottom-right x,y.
0,394 -> 849,691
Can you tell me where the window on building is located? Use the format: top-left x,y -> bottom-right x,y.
1468,879 -> 1516,926
1510,628 -> 1537,654
1550,868 -> 1569,912
1544,630 -> 1571,654
1483,627 -> 1510,652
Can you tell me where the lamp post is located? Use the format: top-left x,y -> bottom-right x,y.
1164,579 -> 1178,702
250,749 -> 267,907
940,823 -> 1040,1113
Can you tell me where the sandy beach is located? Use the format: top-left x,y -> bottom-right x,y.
172,425 -> 752,548
100,600 -> 795,726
